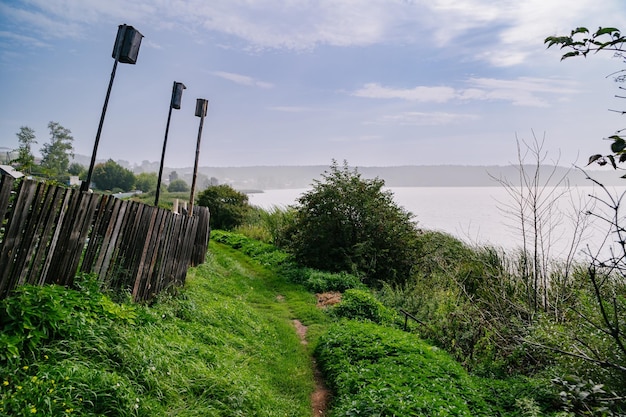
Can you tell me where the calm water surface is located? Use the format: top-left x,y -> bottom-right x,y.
248,186 -> 626,258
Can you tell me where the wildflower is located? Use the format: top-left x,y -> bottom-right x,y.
31,376 -> 38,383
30,407 -> 37,413
44,355 -> 49,360
22,366 -> 29,370
17,385 -> 22,390
2,381 -> 8,386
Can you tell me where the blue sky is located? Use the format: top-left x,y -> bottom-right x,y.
1,0 -> 626,168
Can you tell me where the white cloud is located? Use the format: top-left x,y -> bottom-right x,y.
269,106 -> 318,113
352,76 -> 580,107
211,71 -> 274,89
0,2 -> 83,39
0,31 -> 51,48
353,83 -> 456,103
6,0 -> 626,68
329,135 -> 382,143
378,111 -> 480,126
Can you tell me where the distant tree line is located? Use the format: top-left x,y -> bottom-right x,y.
8,123 -> 198,195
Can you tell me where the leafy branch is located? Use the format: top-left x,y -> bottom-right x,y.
546,27 -> 626,174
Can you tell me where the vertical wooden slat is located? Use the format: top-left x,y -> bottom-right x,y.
13,182 -> 52,286
136,208 -> 168,301
0,176 -> 16,235
0,180 -> 39,297
31,186 -> 68,285
131,206 -> 158,300
0,178 -> 211,302
94,198 -> 124,274
81,194 -> 115,271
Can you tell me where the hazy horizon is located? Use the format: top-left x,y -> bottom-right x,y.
2,1 -> 626,170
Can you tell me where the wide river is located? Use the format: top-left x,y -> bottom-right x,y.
248,186 -> 626,259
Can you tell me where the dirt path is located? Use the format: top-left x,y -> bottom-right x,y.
293,319 -> 331,416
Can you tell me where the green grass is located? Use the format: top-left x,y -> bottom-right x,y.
315,320 -> 561,417
0,239 -> 324,416
1,230 -> 576,416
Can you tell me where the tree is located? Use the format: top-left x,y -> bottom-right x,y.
12,126 -> 37,174
68,162 -> 85,178
197,184 -> 250,230
135,172 -> 159,193
92,159 -> 135,191
545,27 -> 626,171
40,121 -> 74,180
490,134 -> 591,320
168,179 -> 189,193
284,160 -> 419,287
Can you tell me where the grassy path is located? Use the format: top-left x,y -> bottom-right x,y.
185,240 -> 331,415
0,239 -> 329,416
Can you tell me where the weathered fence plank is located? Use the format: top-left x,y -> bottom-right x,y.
0,178 -> 210,302
0,176 -> 15,235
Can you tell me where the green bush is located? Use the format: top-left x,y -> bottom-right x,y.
167,178 -> 189,192
197,184 -> 251,230
210,230 -> 292,267
0,274 -> 135,364
300,269 -> 365,293
315,320 -> 561,417
377,234 -> 542,377
92,159 -> 135,191
283,160 -> 419,287
332,289 -> 396,325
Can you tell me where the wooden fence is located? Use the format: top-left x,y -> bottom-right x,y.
0,176 -> 210,302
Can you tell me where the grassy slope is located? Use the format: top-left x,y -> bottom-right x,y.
2,233 -> 561,416
0,240 -> 324,416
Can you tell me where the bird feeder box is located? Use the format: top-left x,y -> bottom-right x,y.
171,82 -> 186,109
195,99 -> 208,117
112,24 -> 143,64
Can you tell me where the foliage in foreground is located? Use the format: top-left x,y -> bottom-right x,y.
315,320 -> 560,417
0,245 -> 315,416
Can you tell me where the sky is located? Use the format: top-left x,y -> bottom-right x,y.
1,0 -> 626,169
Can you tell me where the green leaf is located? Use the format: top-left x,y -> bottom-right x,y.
561,51 -> 580,60
572,27 -> 589,35
610,138 -> 626,153
607,154 -> 617,169
587,154 -> 603,166
594,27 -> 619,37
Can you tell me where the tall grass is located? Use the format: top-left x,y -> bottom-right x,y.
0,241 -> 319,416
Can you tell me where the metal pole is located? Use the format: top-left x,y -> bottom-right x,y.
155,100 -> 174,206
189,100 -> 207,216
81,58 -> 119,192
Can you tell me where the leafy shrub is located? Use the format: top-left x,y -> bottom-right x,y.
92,159 -> 135,191
551,375 -> 625,416
316,320 -> 562,416
210,230 -> 291,267
332,289 -> 396,325
300,269 -> 365,293
316,320 -> 487,416
283,160 -> 419,287
0,274 -> 136,364
167,178 -> 189,192
197,184 -> 251,230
